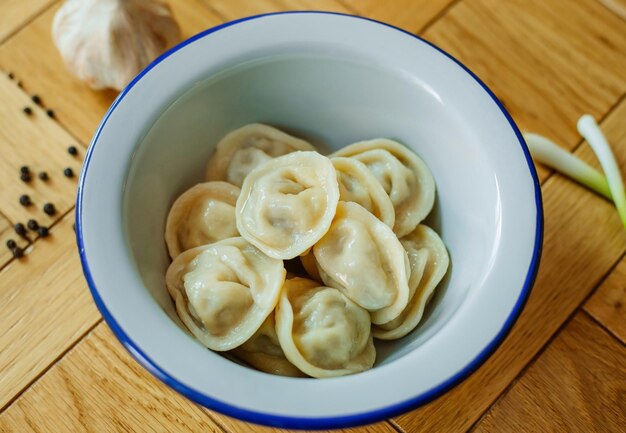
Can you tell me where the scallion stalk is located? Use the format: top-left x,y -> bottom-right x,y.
523,132 -> 612,200
577,115 -> 626,229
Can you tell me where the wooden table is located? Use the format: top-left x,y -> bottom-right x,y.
0,1 -> 625,432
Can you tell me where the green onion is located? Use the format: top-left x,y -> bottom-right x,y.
577,115 -> 626,229
523,132 -> 612,200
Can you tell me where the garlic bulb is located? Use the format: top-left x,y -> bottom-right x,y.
52,0 -> 181,91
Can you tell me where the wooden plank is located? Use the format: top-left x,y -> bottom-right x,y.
0,0 -> 53,43
598,0 -> 626,21
0,213 -> 29,269
341,0 -> 456,32
0,323 -> 228,433
585,255 -> 626,343
423,0 -> 626,182
473,313 -> 626,433
204,0 -> 352,21
393,95 -> 626,431
0,213 -> 100,410
208,410 -> 398,433
0,73 -> 82,230
582,96 -> 626,345
0,0 -> 223,145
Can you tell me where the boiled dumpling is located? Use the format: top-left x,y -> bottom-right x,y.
331,157 -> 395,228
206,123 -> 316,186
164,181 -> 240,258
165,237 -> 285,351
236,151 -> 339,260
332,139 -> 435,237
275,277 -> 375,378
373,225 -> 449,339
232,312 -> 305,377
313,201 -> 410,325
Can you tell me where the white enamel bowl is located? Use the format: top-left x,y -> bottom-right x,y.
77,12 -> 542,429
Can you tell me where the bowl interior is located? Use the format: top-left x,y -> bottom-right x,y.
79,12 -> 539,426
124,51 -> 499,366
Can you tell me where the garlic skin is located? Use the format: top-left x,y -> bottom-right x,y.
52,0 -> 181,91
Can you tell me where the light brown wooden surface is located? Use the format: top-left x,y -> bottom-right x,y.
0,0 -> 625,432
0,0 -> 222,145
0,73 -> 82,226
204,0 -> 353,20
423,0 -> 626,182
0,214 -> 100,410
393,94 -> 626,433
0,213 -> 28,268
585,255 -> 626,343
0,324 -> 224,433
473,313 -> 626,433
342,0 -> 456,32
0,0 -> 53,43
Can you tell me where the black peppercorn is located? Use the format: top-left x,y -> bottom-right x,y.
20,166 -> 29,174
6,239 -> 16,249
27,219 -> 39,230
14,223 -> 26,237
43,203 -> 56,215
12,247 -> 24,258
19,194 -> 31,206
46,109 -> 55,118
17,81 -> 23,88
23,106 -> 32,115
20,172 -> 31,183
37,226 -> 49,238
67,146 -> 78,156
38,171 -> 49,181
63,167 -> 74,178
31,95 -> 42,105
8,72 -> 14,80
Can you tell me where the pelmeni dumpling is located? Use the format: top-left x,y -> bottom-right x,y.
164,181 -> 240,258
373,225 -> 449,340
206,123 -> 316,186
331,157 -> 395,228
236,151 -> 339,260
165,237 -> 285,351
332,139 -> 435,237
314,201 -> 410,325
275,277 -> 375,378
232,313 -> 305,377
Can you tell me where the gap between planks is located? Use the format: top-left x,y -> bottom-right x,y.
469,248 -> 626,432
415,0 -> 463,34
583,301 -> 626,348
0,318 -> 102,413
2,1 -> 626,430
0,204 -> 75,273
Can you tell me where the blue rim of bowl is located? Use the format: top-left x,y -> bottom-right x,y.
76,11 -> 544,430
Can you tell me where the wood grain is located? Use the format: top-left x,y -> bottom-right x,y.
341,0 -> 456,32
0,323 -> 225,433
473,313 -> 626,433
393,96 -> 626,432
0,73 -> 82,228
0,0 -> 223,145
423,0 -> 626,182
0,317 -> 398,433
0,213 -> 100,410
0,213 -> 29,269
585,255 -> 626,343
204,0 -> 352,20
0,0 -> 53,43
599,0 -> 626,21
